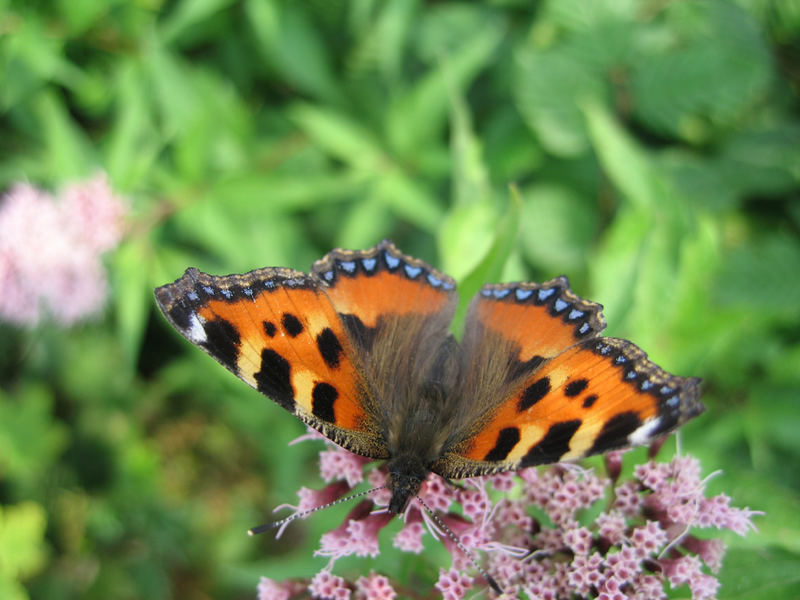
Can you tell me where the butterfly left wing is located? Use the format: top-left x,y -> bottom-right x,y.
154,266 -> 387,458
432,280 -> 704,479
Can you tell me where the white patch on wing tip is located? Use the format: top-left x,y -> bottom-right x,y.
187,312 -> 207,343
628,417 -> 661,446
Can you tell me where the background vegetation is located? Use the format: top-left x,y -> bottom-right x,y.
1,0 -> 799,598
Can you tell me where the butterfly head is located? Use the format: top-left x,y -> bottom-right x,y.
386,454 -> 429,514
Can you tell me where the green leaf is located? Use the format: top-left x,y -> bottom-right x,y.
539,0 -> 638,32
387,15 -> 503,158
451,187 -> 521,335
714,233 -> 800,322
514,47 -> 606,157
0,15 -> 74,110
106,59 -> 162,190
582,99 -> 661,210
0,502 -> 47,580
289,103 -> 385,170
446,64 -> 490,208
34,90 -> 94,181
718,546 -> 800,599
439,199 -> 497,281
111,239 -> 152,366
335,196 -> 393,251
160,0 -> 237,43
208,171 -> 369,211
519,183 -> 597,273
347,0 -> 416,82
415,4 -> 498,62
630,0 -> 772,142
372,170 -> 444,232
0,387 -> 68,490
245,0 -> 343,103
588,207 -> 649,330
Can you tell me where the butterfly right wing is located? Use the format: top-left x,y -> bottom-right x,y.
154,266 -> 388,459
433,278 -> 704,479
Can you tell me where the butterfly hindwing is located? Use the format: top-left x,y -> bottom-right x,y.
311,240 -> 456,340
433,281 -> 704,479
154,266 -> 387,458
311,240 -> 459,455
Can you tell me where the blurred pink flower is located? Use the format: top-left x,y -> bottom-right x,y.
0,174 -> 126,326
257,429 -> 761,599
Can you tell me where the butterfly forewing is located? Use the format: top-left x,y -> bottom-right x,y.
154,266 -> 387,458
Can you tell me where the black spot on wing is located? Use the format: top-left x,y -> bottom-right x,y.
484,427 -> 521,462
263,320 -> 277,337
506,354 -> 546,383
281,313 -> 303,337
340,313 -> 377,352
582,394 -> 598,408
588,411 -> 642,455
521,420 -> 582,467
167,303 -> 192,330
564,379 -> 588,397
254,349 -> 295,412
317,328 -> 343,369
312,382 -> 338,423
518,377 -> 551,411
201,318 -> 241,373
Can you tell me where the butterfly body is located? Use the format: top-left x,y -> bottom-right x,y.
155,240 -> 704,515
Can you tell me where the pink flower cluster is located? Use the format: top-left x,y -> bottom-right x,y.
257,433 -> 760,600
0,174 -> 127,326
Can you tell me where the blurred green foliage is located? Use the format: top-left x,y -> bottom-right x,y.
1,0 -> 799,598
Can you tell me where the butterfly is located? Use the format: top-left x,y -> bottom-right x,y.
154,240 -> 704,516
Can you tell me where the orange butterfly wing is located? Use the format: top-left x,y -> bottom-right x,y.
433,280 -> 704,479
312,240 -> 456,330
154,266 -> 386,457
154,240 -> 458,460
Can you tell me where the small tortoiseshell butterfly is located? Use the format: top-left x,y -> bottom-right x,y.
155,240 -> 704,516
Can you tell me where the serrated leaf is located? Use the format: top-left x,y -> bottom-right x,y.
630,0 -> 772,142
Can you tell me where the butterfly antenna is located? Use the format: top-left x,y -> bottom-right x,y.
247,486 -> 387,536
415,496 -> 504,596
